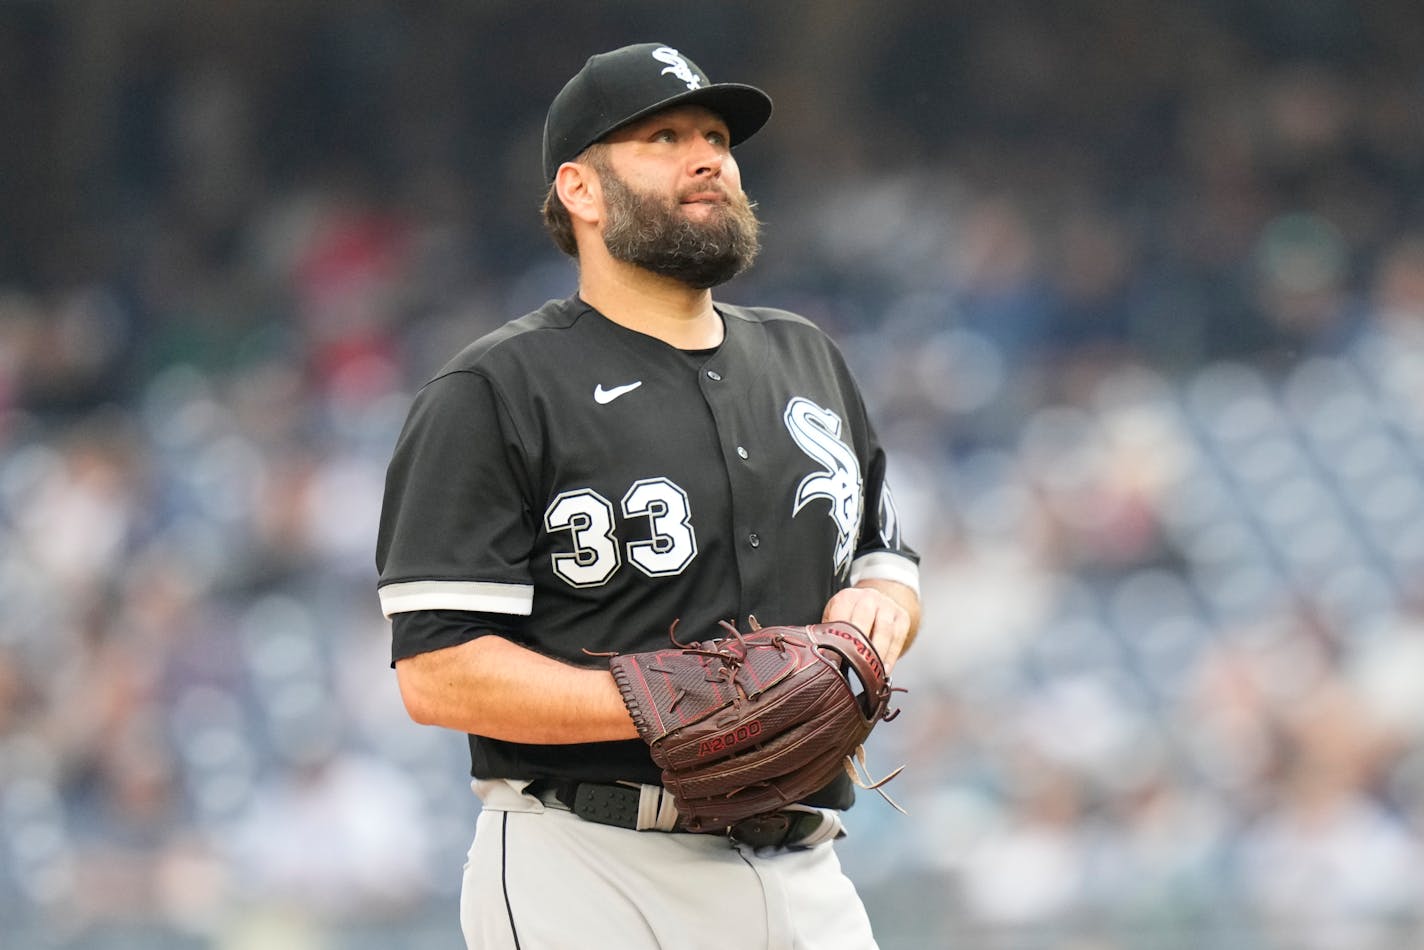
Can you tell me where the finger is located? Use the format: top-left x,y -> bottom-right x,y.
870,604 -> 910,672
846,595 -> 881,640
844,593 -> 896,667
870,624 -> 897,672
821,588 -> 856,623
825,590 -> 889,636
877,619 -> 909,673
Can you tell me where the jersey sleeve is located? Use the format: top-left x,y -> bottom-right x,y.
388,609 -> 524,665
376,369 -> 537,622
850,438 -> 921,595
841,363 -> 920,595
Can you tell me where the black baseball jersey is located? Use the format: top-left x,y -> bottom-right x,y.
376,295 -> 919,807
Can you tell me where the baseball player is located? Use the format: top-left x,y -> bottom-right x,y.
376,42 -> 922,949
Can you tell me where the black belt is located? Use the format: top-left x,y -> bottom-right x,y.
527,780 -> 828,850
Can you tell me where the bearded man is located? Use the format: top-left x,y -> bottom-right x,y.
376,43 -> 922,950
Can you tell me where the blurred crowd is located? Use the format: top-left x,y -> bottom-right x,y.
2,2 -> 1424,947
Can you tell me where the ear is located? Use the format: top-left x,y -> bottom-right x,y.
554,160 -> 602,227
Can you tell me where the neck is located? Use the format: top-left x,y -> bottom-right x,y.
577,254 -> 724,351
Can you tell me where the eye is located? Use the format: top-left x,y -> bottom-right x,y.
651,128 -> 678,144
706,130 -> 730,148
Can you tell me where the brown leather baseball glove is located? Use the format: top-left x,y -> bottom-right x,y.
609,618 -> 903,832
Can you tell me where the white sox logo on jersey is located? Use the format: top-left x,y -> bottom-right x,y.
784,397 -> 862,575
651,47 -> 703,90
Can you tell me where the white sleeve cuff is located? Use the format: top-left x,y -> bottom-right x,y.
848,551 -> 920,596
378,580 -> 534,618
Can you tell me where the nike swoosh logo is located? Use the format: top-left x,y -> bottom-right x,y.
594,381 -> 643,404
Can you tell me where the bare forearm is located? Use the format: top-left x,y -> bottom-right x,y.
394,635 -> 638,743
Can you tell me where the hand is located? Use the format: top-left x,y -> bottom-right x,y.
821,582 -> 915,673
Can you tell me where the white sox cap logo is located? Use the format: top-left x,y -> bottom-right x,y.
651,46 -> 702,90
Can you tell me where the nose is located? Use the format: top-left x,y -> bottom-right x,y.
687,137 -> 725,177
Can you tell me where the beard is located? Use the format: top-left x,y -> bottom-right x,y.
595,163 -> 761,289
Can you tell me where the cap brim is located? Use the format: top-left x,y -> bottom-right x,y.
606,82 -> 773,148
550,82 -> 773,180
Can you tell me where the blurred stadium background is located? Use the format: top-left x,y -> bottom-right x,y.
3,1 -> 1424,947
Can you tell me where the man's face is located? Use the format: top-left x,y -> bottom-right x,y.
589,106 -> 761,289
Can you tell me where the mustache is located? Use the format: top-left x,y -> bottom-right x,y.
675,184 -> 758,218
678,183 -> 728,201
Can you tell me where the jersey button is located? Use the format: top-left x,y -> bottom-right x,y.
706,370 -> 723,381
736,446 -> 749,460
748,533 -> 760,547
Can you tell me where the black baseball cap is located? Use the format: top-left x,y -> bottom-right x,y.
542,43 -> 773,182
